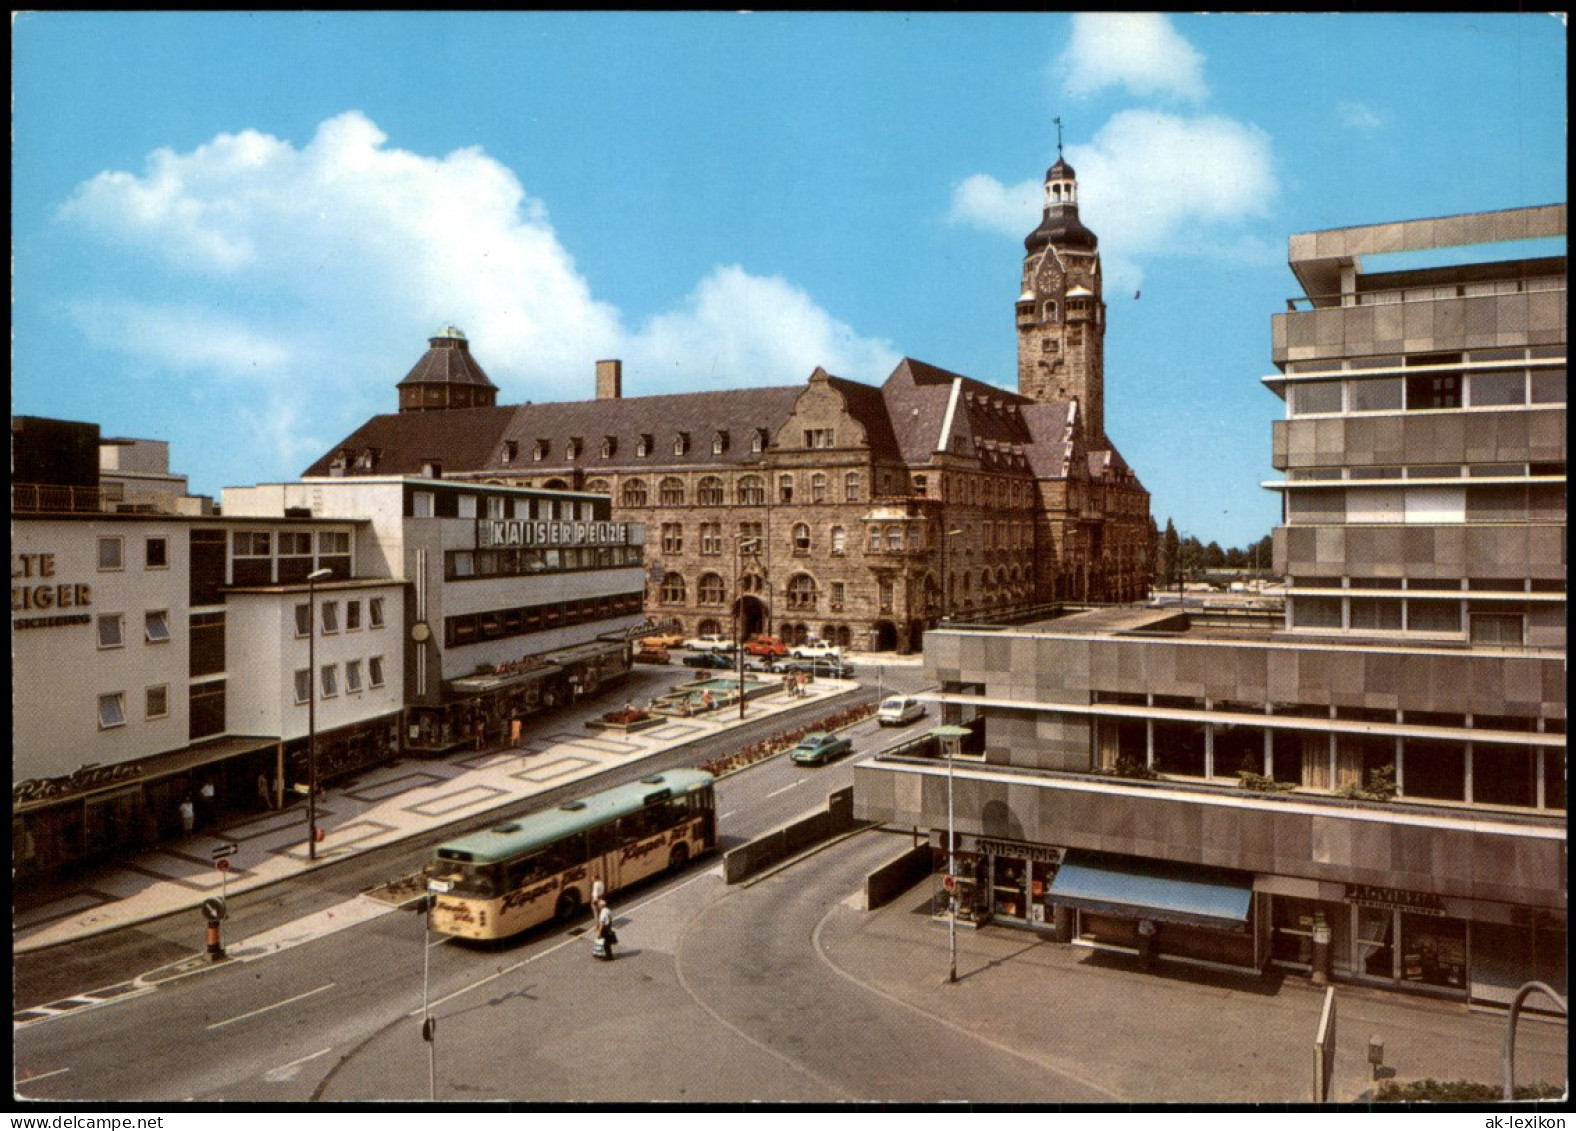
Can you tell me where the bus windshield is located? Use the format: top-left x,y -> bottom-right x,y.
429,859 -> 500,898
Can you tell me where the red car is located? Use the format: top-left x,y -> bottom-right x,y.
744,635 -> 788,657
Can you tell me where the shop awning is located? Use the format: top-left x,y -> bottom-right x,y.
1047,853 -> 1253,931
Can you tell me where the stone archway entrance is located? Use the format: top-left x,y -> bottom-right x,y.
871,620 -> 900,652
734,595 -> 769,641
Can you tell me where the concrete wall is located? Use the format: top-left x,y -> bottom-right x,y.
723,786 -> 865,884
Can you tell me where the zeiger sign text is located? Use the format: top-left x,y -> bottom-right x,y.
477,520 -> 630,550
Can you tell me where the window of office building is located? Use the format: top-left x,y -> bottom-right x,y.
321,664 -> 338,698
622,479 -> 649,508
369,597 -> 385,629
697,573 -> 726,606
146,685 -> 169,720
369,656 -> 385,688
697,477 -> 725,506
145,610 -> 171,644
98,536 -> 124,571
738,476 -> 765,505
1291,381 -> 1342,415
145,537 -> 169,569
1469,369 -> 1526,406
98,692 -> 126,729
660,477 -> 686,506
660,573 -> 686,604
346,660 -> 363,694
294,668 -> 311,704
786,573 -> 818,610
189,681 -> 225,740
98,613 -> 125,649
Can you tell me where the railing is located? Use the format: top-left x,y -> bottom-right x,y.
12,483 -> 110,513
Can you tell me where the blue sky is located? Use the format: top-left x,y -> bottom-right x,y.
12,12 -> 1566,550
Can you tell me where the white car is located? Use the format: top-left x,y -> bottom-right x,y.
877,696 -> 926,726
683,634 -> 736,653
790,642 -> 842,660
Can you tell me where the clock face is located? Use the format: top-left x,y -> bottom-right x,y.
411,622 -> 431,643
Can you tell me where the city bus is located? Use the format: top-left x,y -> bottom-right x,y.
425,769 -> 716,941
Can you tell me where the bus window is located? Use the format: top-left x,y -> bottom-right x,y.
590,820 -> 621,858
505,852 -> 548,889
449,861 -> 500,898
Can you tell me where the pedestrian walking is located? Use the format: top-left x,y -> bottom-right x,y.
179,796 -> 195,836
592,900 -> 617,960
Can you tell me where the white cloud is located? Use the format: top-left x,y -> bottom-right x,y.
625,266 -> 901,387
1339,101 -> 1383,131
55,111 -> 900,479
1057,13 -> 1207,103
949,110 -> 1278,291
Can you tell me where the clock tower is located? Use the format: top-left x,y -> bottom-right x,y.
1016,155 -> 1106,443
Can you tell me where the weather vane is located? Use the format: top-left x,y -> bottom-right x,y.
1053,116 -> 1064,158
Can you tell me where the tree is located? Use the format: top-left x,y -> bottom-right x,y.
1159,518 -> 1180,586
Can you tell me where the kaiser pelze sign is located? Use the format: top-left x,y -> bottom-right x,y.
477,520 -> 631,550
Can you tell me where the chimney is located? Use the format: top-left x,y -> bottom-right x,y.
596,359 -> 623,400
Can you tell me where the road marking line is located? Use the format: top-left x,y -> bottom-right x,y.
718,810 -> 737,820
415,867 -> 717,1016
20,1066 -> 71,1082
207,982 -> 333,1030
265,1046 -> 334,1081
766,780 -> 805,798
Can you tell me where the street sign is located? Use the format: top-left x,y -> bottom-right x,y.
211,843 -> 238,859
428,879 -> 454,895
216,857 -> 230,873
201,897 -> 226,922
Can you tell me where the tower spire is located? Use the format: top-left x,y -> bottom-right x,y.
1054,116 -> 1063,159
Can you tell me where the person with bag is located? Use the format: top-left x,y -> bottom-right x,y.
592,900 -> 617,960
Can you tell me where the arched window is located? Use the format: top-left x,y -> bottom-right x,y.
622,479 -> 648,508
697,573 -> 726,605
659,477 -> 686,506
697,476 -> 726,506
740,571 -> 765,595
786,573 -> 818,610
660,572 -> 687,604
584,479 -> 611,498
696,618 -> 723,637
792,523 -> 812,553
738,475 -> 765,505
811,473 -> 828,503
830,526 -> 846,555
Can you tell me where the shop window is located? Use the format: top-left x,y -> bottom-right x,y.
144,610 -> 171,644
98,692 -> 126,729
1400,913 -> 1467,989
98,536 -> 124,571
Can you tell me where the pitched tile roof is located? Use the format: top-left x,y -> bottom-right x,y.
302,406 -> 514,477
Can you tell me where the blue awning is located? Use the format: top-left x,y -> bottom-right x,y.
1047,854 -> 1253,931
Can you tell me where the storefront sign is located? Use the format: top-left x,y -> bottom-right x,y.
477,520 -> 630,550
12,552 -> 92,620
1344,884 -> 1446,916
14,762 -> 143,806
960,835 -> 1065,866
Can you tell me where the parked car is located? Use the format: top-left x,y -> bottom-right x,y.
782,658 -> 854,679
789,731 -> 853,766
682,650 -> 734,670
744,635 -> 789,657
790,641 -> 843,660
743,656 -> 787,674
877,695 -> 926,726
683,633 -> 736,653
632,647 -> 670,665
639,632 -> 685,649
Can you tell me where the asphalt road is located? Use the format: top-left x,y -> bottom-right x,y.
14,666 -> 939,1102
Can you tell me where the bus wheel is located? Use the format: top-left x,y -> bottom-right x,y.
555,889 -> 582,922
668,843 -> 690,872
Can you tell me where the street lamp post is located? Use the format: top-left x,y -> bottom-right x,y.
932,724 -> 970,984
735,536 -> 760,720
305,567 -> 333,861
422,877 -> 452,1101
941,528 -> 962,625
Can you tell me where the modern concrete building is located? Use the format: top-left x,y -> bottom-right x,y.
13,420 -> 646,879
307,157 -> 1152,653
854,204 -> 1566,1005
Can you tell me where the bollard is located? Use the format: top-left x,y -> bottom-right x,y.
206,918 -> 226,962
1368,1035 -> 1384,1080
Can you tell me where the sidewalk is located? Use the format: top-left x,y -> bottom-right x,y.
14,666 -> 863,954
822,876 -> 1570,1104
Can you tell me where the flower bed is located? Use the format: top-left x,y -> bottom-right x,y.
698,701 -> 877,777
586,708 -> 665,734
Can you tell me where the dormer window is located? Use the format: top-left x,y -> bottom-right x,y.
330,449 -> 352,471
534,439 -> 550,462
357,448 -> 379,470
674,432 -> 690,456
752,428 -> 769,453
502,440 -> 518,464
712,430 -> 729,455
601,435 -> 617,459
566,437 -> 582,460
637,434 -> 652,458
